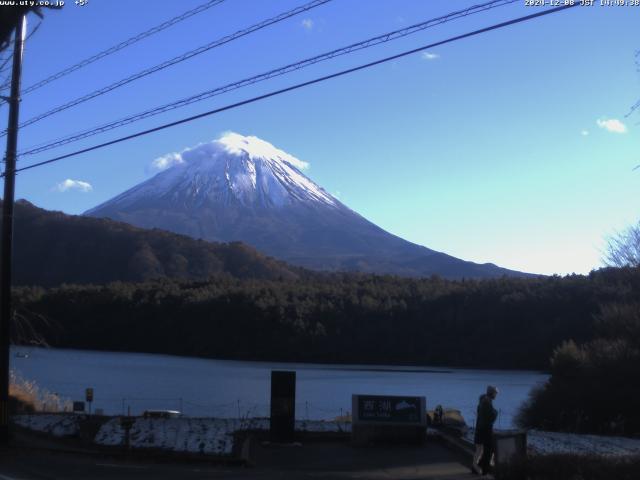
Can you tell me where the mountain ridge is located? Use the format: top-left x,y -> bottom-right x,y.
8,199 -> 302,286
85,133 -> 532,279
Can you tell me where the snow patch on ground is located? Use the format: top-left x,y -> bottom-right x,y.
93,417 -> 352,456
465,428 -> 640,457
18,414 -> 640,458
527,430 -> 640,457
13,414 -> 80,437
95,417 -> 351,455
95,417 -> 240,455
297,419 -> 352,433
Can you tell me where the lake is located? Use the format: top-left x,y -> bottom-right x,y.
11,346 -> 547,428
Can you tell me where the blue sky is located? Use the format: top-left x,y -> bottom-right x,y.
2,0 -> 638,275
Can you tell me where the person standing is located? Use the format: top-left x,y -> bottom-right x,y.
472,385 -> 498,475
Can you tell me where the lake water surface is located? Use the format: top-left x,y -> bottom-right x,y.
11,346 -> 547,428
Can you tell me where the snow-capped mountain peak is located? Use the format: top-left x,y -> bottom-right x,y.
84,132 -> 529,279
214,132 -> 336,207
89,133 -> 338,212
218,132 -> 309,171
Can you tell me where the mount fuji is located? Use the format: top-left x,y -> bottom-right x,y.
85,133 -> 527,278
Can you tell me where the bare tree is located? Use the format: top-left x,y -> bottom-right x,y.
605,221 -> 640,268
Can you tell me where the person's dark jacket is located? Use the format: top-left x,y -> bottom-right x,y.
474,394 -> 497,444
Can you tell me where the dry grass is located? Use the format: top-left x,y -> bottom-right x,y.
9,370 -> 71,413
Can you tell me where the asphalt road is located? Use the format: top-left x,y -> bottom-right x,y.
0,441 -> 478,480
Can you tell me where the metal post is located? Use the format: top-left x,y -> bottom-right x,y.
270,371 -> 296,443
0,14 -> 27,446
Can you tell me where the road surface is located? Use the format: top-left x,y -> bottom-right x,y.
0,440 -> 479,479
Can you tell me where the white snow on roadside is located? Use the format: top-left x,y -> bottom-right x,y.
13,414 -> 80,437
465,428 -> 640,457
95,417 -> 240,455
296,419 -> 351,433
12,413 -> 351,456
18,414 -> 640,458
14,411 -> 640,459
94,417 -> 352,455
527,430 -> 640,457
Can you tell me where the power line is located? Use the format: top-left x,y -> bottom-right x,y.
626,50 -> 640,117
4,0 -> 333,135
0,54 -> 13,76
0,22 -> 43,117
0,0 -> 227,97
24,19 -> 42,43
0,51 -> 13,75
0,22 -> 40,93
19,0 -> 518,157
7,3 -> 579,177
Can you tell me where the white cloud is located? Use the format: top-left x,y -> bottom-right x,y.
54,179 -> 93,193
581,130 -> 589,136
596,118 -> 627,134
421,52 -> 439,61
149,152 -> 185,172
301,18 -> 314,30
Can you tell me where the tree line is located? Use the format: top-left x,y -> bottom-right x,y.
13,266 -> 640,372
515,222 -> 640,435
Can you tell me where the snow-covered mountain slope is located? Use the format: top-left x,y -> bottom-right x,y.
93,133 -> 337,212
85,133 -> 529,279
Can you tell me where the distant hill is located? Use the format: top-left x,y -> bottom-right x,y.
9,200 -> 301,286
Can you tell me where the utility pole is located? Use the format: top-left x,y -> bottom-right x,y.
0,14 -> 27,446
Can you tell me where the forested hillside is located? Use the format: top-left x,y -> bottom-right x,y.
14,267 -> 639,370
9,200 -> 301,285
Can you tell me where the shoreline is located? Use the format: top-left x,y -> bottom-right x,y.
11,344 -> 549,375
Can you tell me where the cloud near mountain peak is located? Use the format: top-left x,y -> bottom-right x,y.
148,132 -> 310,173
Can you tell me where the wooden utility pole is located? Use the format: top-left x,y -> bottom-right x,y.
0,14 -> 26,446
